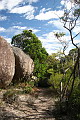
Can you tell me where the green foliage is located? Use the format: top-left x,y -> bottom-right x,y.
3,81 -> 35,103
54,32 -> 65,39
47,48 -> 79,93
68,80 -> 80,119
71,89 -> 80,105
23,86 -> 33,94
11,30 -> 48,85
68,48 -> 77,57
74,8 -> 80,16
22,81 -> 35,94
48,72 -> 63,91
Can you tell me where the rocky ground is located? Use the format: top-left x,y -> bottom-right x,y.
0,88 -> 69,120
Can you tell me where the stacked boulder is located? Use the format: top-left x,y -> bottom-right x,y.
0,37 -> 34,88
0,37 -> 15,88
12,47 -> 34,81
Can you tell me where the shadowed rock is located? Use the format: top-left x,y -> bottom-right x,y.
0,36 -> 15,88
12,47 -> 34,81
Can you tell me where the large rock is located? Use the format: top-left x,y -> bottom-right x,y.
12,47 -> 34,81
0,37 -> 15,88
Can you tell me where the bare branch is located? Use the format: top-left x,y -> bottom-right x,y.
71,15 -> 79,30
69,29 -> 78,48
63,22 -> 70,31
73,32 -> 80,39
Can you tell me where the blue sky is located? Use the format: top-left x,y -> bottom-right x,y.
0,0 -> 80,54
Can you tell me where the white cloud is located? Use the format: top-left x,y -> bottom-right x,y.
10,5 -> 34,14
13,26 -> 27,30
38,32 -> 62,54
5,37 -> 11,43
23,6 -> 36,20
0,27 -> 6,32
42,32 -> 59,42
38,31 -> 78,55
61,0 -> 74,10
35,9 -> 64,20
48,18 -> 80,36
60,0 -> 65,5
12,25 -> 40,33
0,0 -> 38,20
1,25 -> 40,38
48,20 -> 68,33
0,0 -> 39,10
30,28 -> 40,33
39,8 -> 51,13
27,0 -> 39,4
7,0 -> 24,10
47,18 -> 80,54
40,8 -> 46,13
0,26 -> 40,45
4,26 -> 25,36
0,0 -> 6,10
0,0 -> 23,10
40,32 -> 70,45
0,15 -> 7,21
73,26 -> 80,34
10,5 -> 36,20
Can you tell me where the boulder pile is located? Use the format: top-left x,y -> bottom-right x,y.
0,37 -> 34,88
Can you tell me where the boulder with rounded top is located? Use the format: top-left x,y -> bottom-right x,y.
0,36 -> 15,88
12,47 -> 34,81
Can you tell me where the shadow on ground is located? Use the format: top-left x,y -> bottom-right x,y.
0,88 -> 76,120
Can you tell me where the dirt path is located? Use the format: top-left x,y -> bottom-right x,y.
0,88 -> 59,120
0,88 -> 74,120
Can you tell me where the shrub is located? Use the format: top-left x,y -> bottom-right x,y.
48,72 -> 63,91
23,86 -> 33,94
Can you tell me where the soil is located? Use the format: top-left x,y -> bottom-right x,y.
0,88 -> 69,120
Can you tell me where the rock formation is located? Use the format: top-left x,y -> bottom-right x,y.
0,36 -> 15,88
12,47 -> 34,81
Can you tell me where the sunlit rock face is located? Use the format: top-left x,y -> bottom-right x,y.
0,37 -> 15,88
12,47 -> 34,81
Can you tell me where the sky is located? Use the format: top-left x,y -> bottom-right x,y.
0,0 -> 80,55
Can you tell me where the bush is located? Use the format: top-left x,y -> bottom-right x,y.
22,81 -> 35,94
23,86 -> 33,94
48,72 -> 63,91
